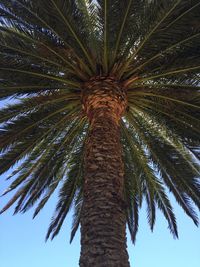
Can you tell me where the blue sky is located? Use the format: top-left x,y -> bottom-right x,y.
1,174 -> 200,267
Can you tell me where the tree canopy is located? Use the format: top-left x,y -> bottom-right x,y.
0,0 -> 199,244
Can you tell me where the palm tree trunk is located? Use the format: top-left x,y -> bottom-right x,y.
80,77 -> 130,267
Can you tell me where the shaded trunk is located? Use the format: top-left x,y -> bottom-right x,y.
80,77 -> 130,267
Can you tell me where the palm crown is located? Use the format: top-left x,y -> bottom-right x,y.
0,0 -> 200,246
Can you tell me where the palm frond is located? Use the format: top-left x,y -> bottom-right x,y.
46,140 -> 85,240
125,109 -> 200,224
70,189 -> 83,243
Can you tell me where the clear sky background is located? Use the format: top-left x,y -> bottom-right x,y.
1,174 -> 200,267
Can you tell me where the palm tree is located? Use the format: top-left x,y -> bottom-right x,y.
0,0 -> 200,266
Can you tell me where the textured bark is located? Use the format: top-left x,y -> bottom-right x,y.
80,77 -> 130,267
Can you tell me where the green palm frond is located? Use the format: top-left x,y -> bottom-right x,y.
46,139 -> 85,240
0,118 -> 87,214
70,188 -> 83,243
122,0 -> 200,79
0,0 -> 95,69
121,119 -> 179,238
124,109 -> 199,224
121,120 -> 156,232
122,134 -> 140,243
